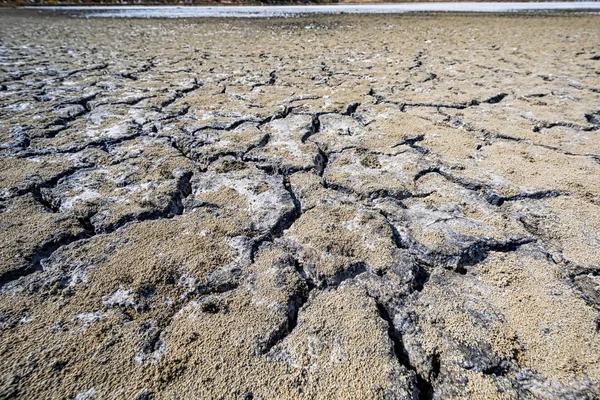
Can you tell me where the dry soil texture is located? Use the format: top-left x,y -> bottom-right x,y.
0,10 -> 599,400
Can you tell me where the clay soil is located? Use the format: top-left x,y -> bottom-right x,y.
0,9 -> 599,399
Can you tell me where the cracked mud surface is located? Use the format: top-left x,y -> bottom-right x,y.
1,10 -> 599,400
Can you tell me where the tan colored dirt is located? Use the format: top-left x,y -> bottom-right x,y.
0,10 -> 599,400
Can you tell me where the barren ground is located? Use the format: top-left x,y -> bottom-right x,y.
0,10 -> 599,400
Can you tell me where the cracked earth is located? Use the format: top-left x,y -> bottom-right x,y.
1,10 -> 599,400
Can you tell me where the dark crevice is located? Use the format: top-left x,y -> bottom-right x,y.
408,51 -> 424,71
39,93 -> 99,138
160,79 -> 202,109
292,258 -> 316,293
310,112 -> 321,137
120,72 -> 138,81
244,133 -> 271,158
532,119 -> 598,133
413,166 -> 482,193
251,163 -> 276,176
96,95 -> 155,107
93,172 -> 194,235
375,301 -> 435,400
191,118 -> 253,135
342,102 -> 360,116
41,121 -> 73,139
413,263 -> 431,292
422,73 -> 437,83
378,90 -> 517,112
414,167 -> 559,208
369,187 -> 430,202
319,180 -> 360,198
456,237 -> 535,269
584,111 -> 600,125
398,233 -> 535,274
405,101 -> 472,110
257,256 -> 314,356
299,106 -> 364,144
63,63 -> 108,78
367,87 -> 385,104
251,70 -> 277,90
377,208 -> 409,250
157,104 -> 191,122
393,134 -> 425,149
168,171 -> 193,216
568,267 -> 600,279
284,175 -> 303,216
483,188 -> 567,206
257,105 -> 294,128
31,187 -> 60,213
242,159 -> 313,176
0,228 -> 93,290
321,262 -> 368,289
314,147 -> 329,177
442,117 -> 600,165
203,151 -> 243,167
186,106 -> 294,138
564,151 -> 600,165
413,166 -> 441,183
56,92 -> 98,111
8,164 -> 92,205
300,113 -> 321,144
196,280 -> 240,298
484,93 -> 508,104
494,133 -> 523,143
482,362 -> 512,377
17,130 -> 144,158
436,170 -> 483,192
168,137 -> 196,164
256,287 -> 306,356
0,266 -> 43,291
249,175 -> 303,263
327,174 -> 426,202
392,134 -> 429,154
77,216 -> 97,237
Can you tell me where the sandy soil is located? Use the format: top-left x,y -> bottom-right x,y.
0,9 -> 599,399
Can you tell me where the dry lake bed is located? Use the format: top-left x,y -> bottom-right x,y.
0,8 -> 599,399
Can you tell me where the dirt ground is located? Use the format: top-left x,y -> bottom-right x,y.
0,9 -> 599,399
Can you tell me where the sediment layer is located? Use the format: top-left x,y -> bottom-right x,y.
0,10 -> 599,399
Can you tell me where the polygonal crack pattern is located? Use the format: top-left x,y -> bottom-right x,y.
0,10 -> 599,400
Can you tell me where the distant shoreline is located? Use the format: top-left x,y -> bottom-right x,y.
2,0 -> 595,7
9,2 -> 600,18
